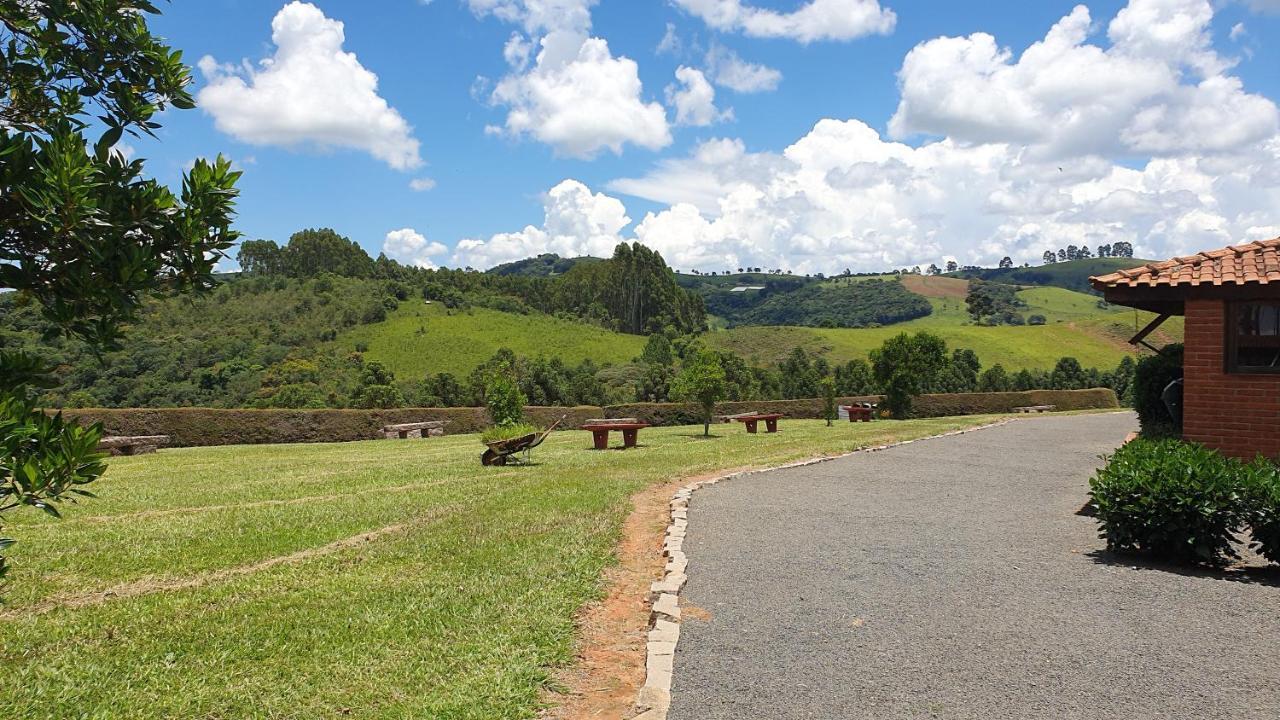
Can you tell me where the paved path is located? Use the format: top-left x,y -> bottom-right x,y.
669,414 -> 1280,720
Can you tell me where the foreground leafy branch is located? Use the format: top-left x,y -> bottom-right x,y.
0,0 -> 240,588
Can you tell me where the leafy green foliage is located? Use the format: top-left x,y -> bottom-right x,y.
0,0 -> 238,588
966,280 -> 1026,325
1243,459 -> 1280,564
833,358 -> 877,395
1090,438 -> 1247,566
1133,344 -> 1184,437
870,332 -> 949,418
483,368 -> 526,428
237,229 -> 376,279
819,377 -> 837,426
480,422 -> 541,444
671,350 -> 727,436
554,243 -> 705,335
731,280 -> 932,328
485,253 -> 600,277
0,352 -> 109,588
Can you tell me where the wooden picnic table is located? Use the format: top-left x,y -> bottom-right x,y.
97,435 -> 170,456
581,421 -> 649,450
732,413 -> 784,434
841,404 -> 876,422
382,421 -> 445,439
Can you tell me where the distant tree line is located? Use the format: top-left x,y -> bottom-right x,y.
1042,242 -> 1134,264
238,229 -> 706,337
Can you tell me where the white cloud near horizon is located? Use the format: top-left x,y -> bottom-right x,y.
383,228 -> 448,268
465,0 -> 1280,275
672,0 -> 896,43
452,180 -> 630,268
197,2 -> 422,171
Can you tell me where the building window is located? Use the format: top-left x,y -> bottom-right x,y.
1228,301 -> 1280,374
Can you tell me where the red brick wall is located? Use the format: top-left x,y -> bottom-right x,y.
1182,299 -> 1280,459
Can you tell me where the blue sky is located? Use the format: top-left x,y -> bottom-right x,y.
132,0 -> 1280,273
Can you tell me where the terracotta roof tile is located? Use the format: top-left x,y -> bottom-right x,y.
1090,238 -> 1280,290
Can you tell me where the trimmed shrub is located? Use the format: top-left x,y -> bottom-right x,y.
1243,458 -> 1280,564
1132,344 -> 1183,437
1090,438 -> 1246,566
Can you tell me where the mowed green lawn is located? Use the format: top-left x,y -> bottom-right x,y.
0,417 -> 1004,719
335,303 -> 646,378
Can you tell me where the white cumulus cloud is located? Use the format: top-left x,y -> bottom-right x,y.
667,66 -> 732,126
452,179 -> 629,268
888,0 -> 1278,159
197,2 -> 421,171
475,1 -> 671,158
705,45 -> 782,93
383,228 -> 448,268
409,178 -> 437,192
672,0 -> 896,43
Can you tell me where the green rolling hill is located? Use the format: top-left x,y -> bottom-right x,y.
704,275 -> 1182,372
334,302 -> 647,378
950,257 -> 1146,294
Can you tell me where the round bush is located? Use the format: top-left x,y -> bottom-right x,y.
1089,438 -> 1246,566
1244,459 -> 1280,564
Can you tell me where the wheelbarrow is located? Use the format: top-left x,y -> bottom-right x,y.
480,414 -> 567,466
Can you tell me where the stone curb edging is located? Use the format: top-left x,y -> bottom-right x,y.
628,419 -> 1015,720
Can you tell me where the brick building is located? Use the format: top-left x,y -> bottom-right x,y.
1091,238 -> 1280,459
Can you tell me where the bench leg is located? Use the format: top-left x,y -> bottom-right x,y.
622,429 -> 639,448
745,420 -> 757,434
766,419 -> 778,433
592,430 -> 610,450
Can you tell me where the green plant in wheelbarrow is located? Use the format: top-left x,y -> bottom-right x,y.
480,420 -> 565,466
478,369 -> 564,465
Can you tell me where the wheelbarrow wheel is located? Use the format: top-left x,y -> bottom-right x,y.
481,449 -> 502,466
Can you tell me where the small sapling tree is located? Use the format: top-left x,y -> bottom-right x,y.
672,350 -> 727,437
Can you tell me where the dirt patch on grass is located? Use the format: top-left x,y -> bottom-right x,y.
2,522 -> 411,619
543,467 -> 753,720
900,274 -> 969,299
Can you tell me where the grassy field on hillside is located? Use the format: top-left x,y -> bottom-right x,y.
0,417 -> 1003,718
707,282 -> 1183,371
335,303 -> 646,378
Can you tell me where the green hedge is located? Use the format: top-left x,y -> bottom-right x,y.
912,389 -> 1120,417
58,388 -> 1119,448
61,406 -> 604,448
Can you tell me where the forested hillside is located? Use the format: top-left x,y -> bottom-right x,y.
0,229 -> 705,409
735,280 -> 932,327
0,231 -> 1158,411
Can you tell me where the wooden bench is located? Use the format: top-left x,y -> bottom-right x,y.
732,413 -> 784,434
97,435 -> 170,456
382,421 -> 445,439
581,421 -> 649,450
841,404 -> 876,422
1012,405 -> 1056,414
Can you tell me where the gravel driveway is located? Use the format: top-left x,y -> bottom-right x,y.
669,413 -> 1280,720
